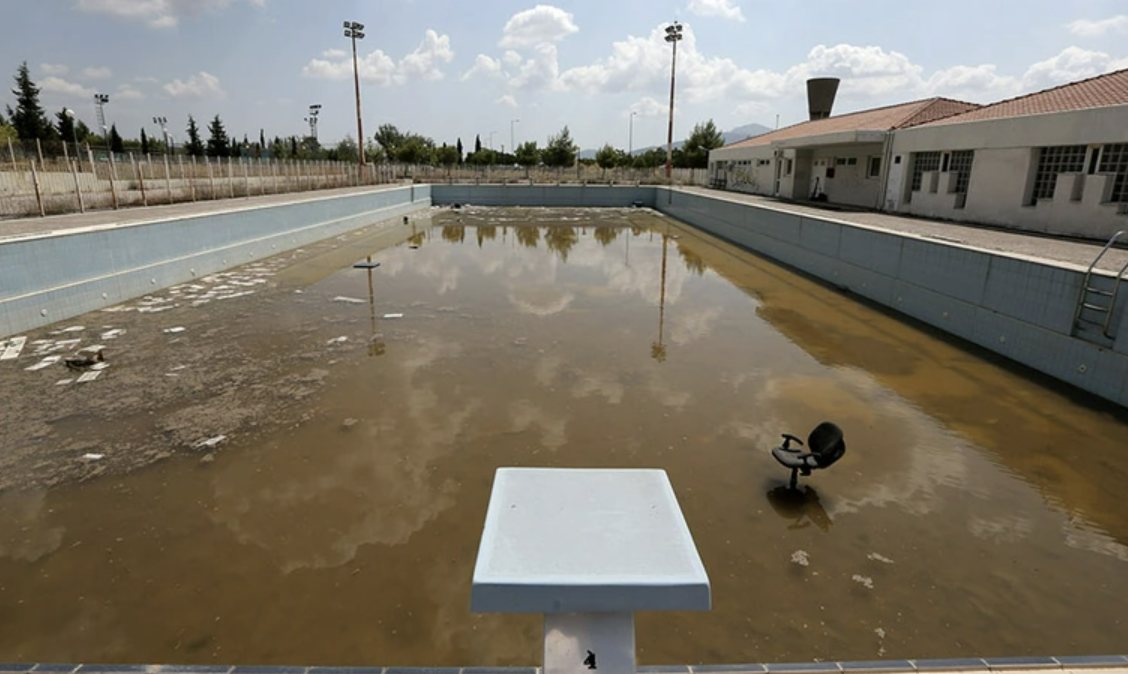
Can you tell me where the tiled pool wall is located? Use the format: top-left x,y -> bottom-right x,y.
0,186 -> 431,338
1,655 -> 1125,674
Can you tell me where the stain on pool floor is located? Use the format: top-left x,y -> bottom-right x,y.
1,207 -> 1127,667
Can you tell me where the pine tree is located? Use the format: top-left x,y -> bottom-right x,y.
206,115 -> 229,157
185,115 -> 205,157
109,124 -> 125,153
140,128 -> 150,154
55,108 -> 76,144
474,134 -> 482,154
456,137 -> 463,164
259,129 -> 266,150
290,136 -> 298,158
6,61 -> 52,140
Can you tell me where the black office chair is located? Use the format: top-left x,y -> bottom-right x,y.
771,421 -> 846,489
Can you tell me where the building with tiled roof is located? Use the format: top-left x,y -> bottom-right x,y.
708,69 -> 1128,238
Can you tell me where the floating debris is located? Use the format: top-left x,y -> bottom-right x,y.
867,552 -> 895,564
333,296 -> 366,304
55,378 -> 74,386
76,370 -> 102,383
194,435 -> 227,449
138,305 -> 176,314
163,327 -> 187,334
326,336 -> 349,345
100,329 -> 126,340
852,574 -> 874,589
81,453 -> 105,461
383,313 -> 404,319
790,550 -> 810,567
25,356 -> 61,371
60,326 -> 85,333
1,336 -> 27,360
353,262 -> 381,269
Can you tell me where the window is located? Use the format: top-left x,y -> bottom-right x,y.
1098,143 -> 1128,203
1031,145 -> 1086,202
949,150 -> 974,194
835,157 -> 846,165
846,157 -> 858,166
868,156 -> 882,178
785,159 -> 793,176
757,159 -> 770,167
910,151 -> 941,191
894,155 -> 902,164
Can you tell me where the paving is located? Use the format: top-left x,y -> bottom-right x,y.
0,184 -> 404,241
679,186 -> 1128,274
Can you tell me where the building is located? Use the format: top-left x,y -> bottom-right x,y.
709,69 -> 1128,239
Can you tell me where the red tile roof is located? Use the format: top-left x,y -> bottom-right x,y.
719,98 -> 979,150
921,68 -> 1128,126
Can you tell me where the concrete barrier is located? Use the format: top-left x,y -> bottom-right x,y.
0,185 -> 431,338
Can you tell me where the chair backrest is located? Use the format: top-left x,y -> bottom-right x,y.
807,421 -> 846,468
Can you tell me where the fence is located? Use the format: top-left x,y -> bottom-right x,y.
0,139 -> 708,219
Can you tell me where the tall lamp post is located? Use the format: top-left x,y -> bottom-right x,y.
305,104 -> 322,141
344,20 -> 366,166
664,21 -> 683,181
629,110 -> 637,157
94,93 -> 110,152
64,109 -> 80,149
153,116 -> 171,154
510,118 -> 520,154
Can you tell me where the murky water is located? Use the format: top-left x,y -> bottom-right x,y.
2,207 -> 1128,667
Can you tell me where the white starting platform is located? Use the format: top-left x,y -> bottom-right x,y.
471,468 -> 711,674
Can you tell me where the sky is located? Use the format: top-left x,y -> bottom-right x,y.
3,0 -> 1128,152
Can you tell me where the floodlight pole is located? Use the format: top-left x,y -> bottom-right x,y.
664,22 -> 683,181
345,20 -> 367,166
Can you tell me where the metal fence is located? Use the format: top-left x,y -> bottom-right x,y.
0,139 -> 708,219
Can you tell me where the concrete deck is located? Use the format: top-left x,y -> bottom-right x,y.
0,185 -> 406,241
679,187 -> 1128,274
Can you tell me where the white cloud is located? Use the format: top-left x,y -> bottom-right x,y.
1021,46 -> 1128,91
462,54 -> 502,81
74,0 -> 266,28
162,71 -> 225,99
134,76 -> 160,84
116,83 -> 145,100
498,5 -> 578,49
628,96 -> 668,117
495,94 -> 518,108
1067,15 -> 1128,37
40,63 -> 69,76
39,76 -> 96,99
923,64 -> 1020,102
398,29 -> 454,82
510,44 -> 564,91
504,50 -> 523,67
687,0 -> 745,22
82,66 -> 113,80
304,29 -> 453,86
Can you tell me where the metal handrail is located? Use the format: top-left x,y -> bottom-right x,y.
1072,230 -> 1124,329
1103,255 -> 1128,337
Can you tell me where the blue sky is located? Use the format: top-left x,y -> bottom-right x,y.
3,0 -> 1128,151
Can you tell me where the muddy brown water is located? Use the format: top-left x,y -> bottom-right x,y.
1,207 -> 1127,667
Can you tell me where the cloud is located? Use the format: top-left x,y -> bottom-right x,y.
495,94 -> 518,108
504,50 -> 523,67
303,29 -> 453,86
162,71 -> 225,99
687,0 -> 745,22
498,5 -> 578,49
1066,15 -> 1128,37
74,0 -> 266,28
629,96 -> 668,117
1021,46 -> 1128,91
40,63 -> 69,76
82,66 -> 113,80
39,76 -> 96,99
116,84 -> 145,100
462,54 -> 502,81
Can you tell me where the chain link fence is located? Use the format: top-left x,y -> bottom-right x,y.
1,139 -> 708,219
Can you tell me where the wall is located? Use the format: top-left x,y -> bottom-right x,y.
709,143 -> 885,208
0,186 -> 431,338
810,143 -> 884,208
891,105 -> 1128,239
655,187 -> 1128,407
431,184 -> 656,207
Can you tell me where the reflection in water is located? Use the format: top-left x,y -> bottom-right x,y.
476,225 -> 497,247
365,255 -> 386,358
442,225 -> 465,243
544,226 -> 579,261
594,226 -> 620,247
678,241 -> 707,276
651,232 -> 669,363
766,484 -> 833,532
516,226 -> 540,248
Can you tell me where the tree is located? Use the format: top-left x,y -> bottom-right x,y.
436,142 -> 459,166
6,62 -> 53,140
374,123 -> 405,155
395,135 -> 435,165
542,126 -> 578,168
259,129 -> 266,150
595,143 -> 618,174
109,124 -> 125,153
474,134 -> 482,154
140,127 -> 150,154
456,137 -> 463,164
55,108 -> 76,144
206,115 -> 229,157
184,116 -> 205,157
76,120 -> 91,143
290,136 -> 298,158
0,123 -> 17,146
682,119 -> 724,169
334,135 -> 359,161
515,141 -> 540,167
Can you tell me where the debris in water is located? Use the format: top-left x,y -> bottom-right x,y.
100,329 -> 126,339
343,418 -> 359,428
294,290 -> 304,294
195,435 -> 227,449
56,378 -> 74,386
327,336 -> 349,345
138,305 -> 176,313
409,245 -> 420,250
82,453 -> 105,461
383,313 -> 404,319
333,296 -> 366,304
353,261 -> 381,269
790,550 -> 810,567
1,336 -> 28,360
867,552 -> 895,564
875,627 -> 886,639
60,326 -> 85,333
163,327 -> 187,334
852,574 -> 874,589
200,453 -> 216,464
76,370 -> 102,383
25,356 -> 61,371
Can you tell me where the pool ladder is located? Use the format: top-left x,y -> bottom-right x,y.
1073,230 -> 1128,340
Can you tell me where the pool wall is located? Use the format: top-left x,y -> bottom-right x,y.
0,185 -> 431,338
428,185 -> 1128,407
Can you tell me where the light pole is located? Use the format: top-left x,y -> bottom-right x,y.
344,20 -> 366,166
510,118 -> 520,154
64,108 -> 80,149
304,104 -> 322,141
94,93 -> 110,151
664,21 -> 683,181
629,110 -> 637,157
153,116 -> 171,154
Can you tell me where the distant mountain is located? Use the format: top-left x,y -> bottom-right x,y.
579,122 -> 773,159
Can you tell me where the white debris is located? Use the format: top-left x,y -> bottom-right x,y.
138,305 -> 176,314
852,574 -> 874,589
89,362 -> 109,371
81,453 -> 105,461
1,336 -> 27,360
170,364 -> 187,371
24,356 -> 61,371
333,296 -> 366,304
55,378 -> 74,386
383,313 -> 404,319
867,552 -> 895,564
216,291 -> 254,300
163,327 -> 187,334
790,550 -> 810,567
326,336 -> 349,345
60,326 -> 85,332
54,339 -> 82,347
194,435 -> 228,449
76,370 -> 102,383
294,290 -> 304,294
78,344 -> 105,353
100,329 -> 126,339
875,627 -> 886,639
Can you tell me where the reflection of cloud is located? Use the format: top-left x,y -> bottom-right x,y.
969,515 -> 1033,543
0,489 -> 65,562
509,286 -> 575,316
572,371 -> 624,404
510,399 -> 568,450
535,354 -> 563,387
646,372 -> 692,410
669,305 -> 723,346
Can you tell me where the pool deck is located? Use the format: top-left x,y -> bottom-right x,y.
0,658 -> 1125,674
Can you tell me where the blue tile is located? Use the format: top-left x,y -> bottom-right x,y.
307,669 -> 383,674
766,665 -> 841,673
462,669 -> 537,674
982,657 -> 1059,670
692,666 -> 765,673
1053,656 -> 1128,668
158,667 -> 233,673
230,668 -> 307,674
31,667 -> 80,673
384,669 -> 461,674
840,663 -> 913,672
77,667 -> 151,673
911,659 -> 987,671
0,665 -> 35,673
